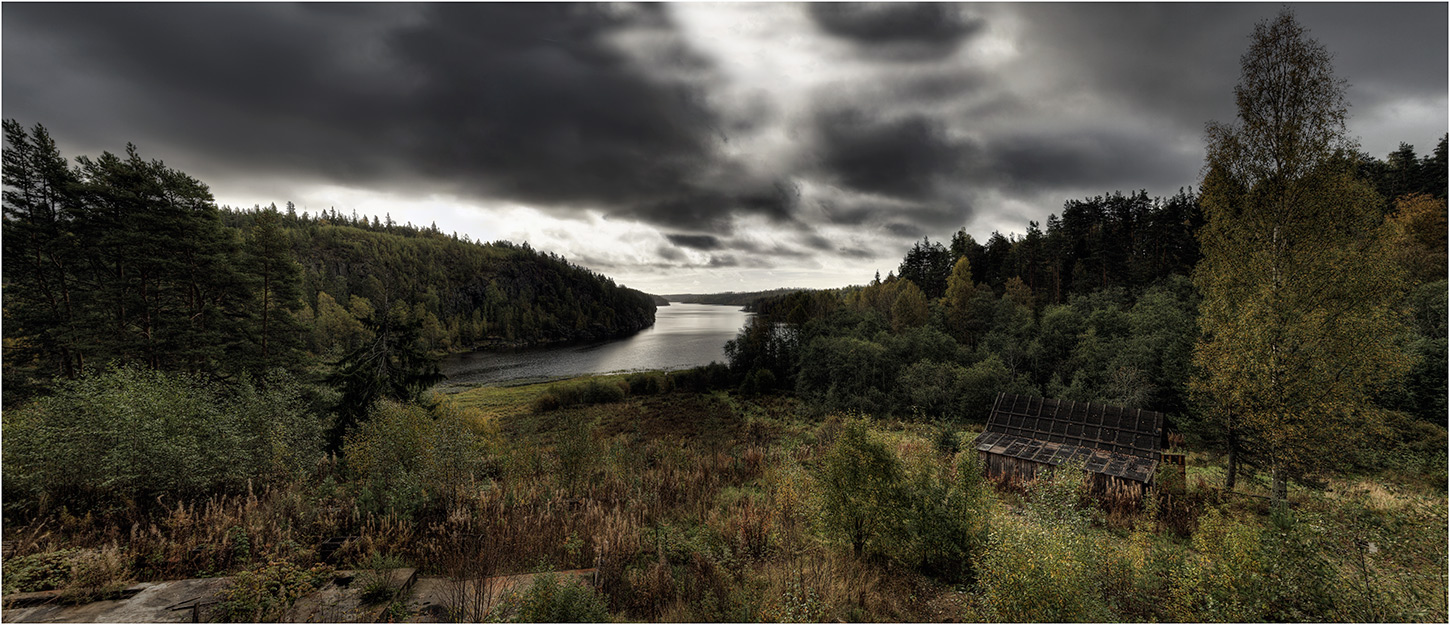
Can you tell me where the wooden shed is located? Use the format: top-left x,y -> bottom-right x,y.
971,393 -> 1168,501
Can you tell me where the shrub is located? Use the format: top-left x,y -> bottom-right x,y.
625,372 -> 666,395
2,549 -> 79,594
496,573 -> 610,622
557,416 -> 600,490
531,392 -> 561,413
344,400 -> 491,516
817,418 -> 904,558
532,378 -> 628,412
356,553 -> 408,605
1167,507 -> 1266,621
216,560 -> 334,622
669,362 -> 733,393
894,451 -> 990,583
580,379 -> 627,404
1,366 -> 324,512
978,516 -> 1113,622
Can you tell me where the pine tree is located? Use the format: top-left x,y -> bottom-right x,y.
2,122 -> 86,391
242,206 -> 307,374
1191,11 -> 1412,504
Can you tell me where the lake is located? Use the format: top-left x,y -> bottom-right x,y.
436,303 -> 751,390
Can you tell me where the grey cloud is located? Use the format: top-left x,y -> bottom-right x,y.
4,2 -> 1442,290
883,222 -> 924,238
973,129 -> 1202,195
707,255 -> 739,268
809,3 -> 982,60
665,234 -> 723,250
2,3 -> 792,234
812,108 -> 967,200
1012,4 -> 1447,149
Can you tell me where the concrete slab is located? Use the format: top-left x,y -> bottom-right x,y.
0,567 -> 594,623
283,568 -> 417,623
2,577 -> 231,623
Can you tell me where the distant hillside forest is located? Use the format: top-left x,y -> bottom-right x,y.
665,288 -> 808,306
1,121 -> 656,406
726,138 -> 1447,466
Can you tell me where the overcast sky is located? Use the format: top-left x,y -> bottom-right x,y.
4,3 -> 1446,294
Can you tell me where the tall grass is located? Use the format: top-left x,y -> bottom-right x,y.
3,380 -> 1444,624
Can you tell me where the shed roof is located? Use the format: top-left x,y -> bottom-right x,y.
972,393 -> 1165,484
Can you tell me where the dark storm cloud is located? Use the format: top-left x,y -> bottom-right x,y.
665,234 -> 722,251
975,129 -> 1201,194
809,3 -> 982,60
812,108 -> 967,201
1,3 -> 792,233
4,2 -> 1443,285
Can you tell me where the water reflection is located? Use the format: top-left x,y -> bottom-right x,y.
437,303 -> 750,389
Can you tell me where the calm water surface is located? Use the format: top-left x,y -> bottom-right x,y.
437,303 -> 750,389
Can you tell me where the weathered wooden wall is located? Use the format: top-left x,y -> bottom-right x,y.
979,451 -> 1147,503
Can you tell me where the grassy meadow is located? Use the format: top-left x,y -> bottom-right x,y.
4,372 -> 1444,622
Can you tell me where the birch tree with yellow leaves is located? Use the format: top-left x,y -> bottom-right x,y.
1192,10 -> 1413,505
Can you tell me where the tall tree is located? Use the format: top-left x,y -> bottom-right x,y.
241,205 -> 307,374
897,237 -> 952,299
2,122 -> 85,391
1191,11 -> 1412,504
943,257 -> 976,343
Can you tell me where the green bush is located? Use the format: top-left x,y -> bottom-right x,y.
978,516 -> 1113,622
556,416 -> 600,490
344,400 -> 491,516
531,392 -> 562,413
2,549 -> 79,594
817,418 -> 904,558
1,366 -> 324,512
532,378 -> 628,412
580,379 -> 627,404
625,372 -> 668,395
895,452 -> 991,583
216,560 -> 334,622
668,361 -> 734,393
496,573 -> 609,622
977,462 -> 1115,621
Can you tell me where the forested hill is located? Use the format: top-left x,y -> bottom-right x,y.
1,121 -> 654,404
219,209 -> 658,354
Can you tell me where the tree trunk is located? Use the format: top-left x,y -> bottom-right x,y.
1271,466 -> 1288,506
1225,428 -> 1238,491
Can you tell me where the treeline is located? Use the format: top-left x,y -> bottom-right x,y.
664,288 -> 808,307
726,140 -> 1446,476
1,121 -> 656,407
